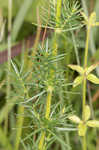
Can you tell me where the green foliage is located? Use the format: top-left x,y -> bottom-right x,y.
0,0 -> 99,150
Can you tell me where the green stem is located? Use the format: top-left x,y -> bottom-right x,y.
14,105 -> 24,150
38,87 -> 53,150
53,0 -> 62,57
56,0 -> 62,27
38,131 -> 46,150
5,0 -> 12,135
14,75 -> 29,150
84,26 -> 90,68
0,127 -> 13,150
82,78 -> 87,121
82,23 -> 91,150
45,87 -> 53,119
83,135 -> 86,150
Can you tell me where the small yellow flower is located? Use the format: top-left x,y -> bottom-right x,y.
68,62 -> 99,87
68,105 -> 99,136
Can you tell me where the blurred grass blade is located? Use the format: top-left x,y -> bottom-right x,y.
11,0 -> 33,41
0,127 -> 13,150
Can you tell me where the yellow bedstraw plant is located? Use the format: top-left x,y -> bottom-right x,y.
68,12 -> 99,150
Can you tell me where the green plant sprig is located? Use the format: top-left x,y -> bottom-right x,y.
69,105 -> 99,136
33,0 -> 82,32
38,86 -> 53,150
38,0 -> 62,149
68,11 -> 99,150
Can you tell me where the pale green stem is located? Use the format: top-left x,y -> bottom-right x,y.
83,25 -> 90,116
82,23 -> 90,150
82,77 -> 87,150
0,127 -> 13,150
38,131 -> 46,150
14,76 -> 29,150
83,135 -> 86,150
5,0 -> 12,135
84,26 -> 90,68
38,87 -> 53,150
14,105 -> 24,150
56,0 -> 62,26
82,78 -> 87,121
53,0 -> 62,57
45,89 -> 53,119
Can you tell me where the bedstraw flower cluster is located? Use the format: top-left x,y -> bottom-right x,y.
69,105 -> 99,136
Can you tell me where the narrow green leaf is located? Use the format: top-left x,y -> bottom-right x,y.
68,64 -> 84,74
87,73 -> 99,84
87,120 -> 99,127
85,105 -> 91,121
73,76 -> 83,87
86,62 -> 99,75
11,0 -> 34,41
0,127 -> 13,150
68,115 -> 81,124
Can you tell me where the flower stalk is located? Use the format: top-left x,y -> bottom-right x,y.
68,12 -> 99,150
82,12 -> 96,150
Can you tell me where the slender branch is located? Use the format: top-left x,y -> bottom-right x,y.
82,12 -> 91,150
5,0 -> 12,135
84,26 -> 90,68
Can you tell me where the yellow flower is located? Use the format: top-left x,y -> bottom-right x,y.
68,105 -> 99,136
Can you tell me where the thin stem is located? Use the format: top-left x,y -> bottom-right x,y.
82,18 -> 91,150
84,26 -> 90,68
14,105 -> 24,150
14,73 -> 29,150
82,75 -> 87,150
70,30 -> 80,65
38,132 -> 46,150
38,87 -> 53,150
45,87 -> 53,119
53,0 -> 62,57
83,135 -> 86,150
5,0 -> 12,135
82,78 -> 87,121
83,22 -> 90,120
56,0 -> 62,26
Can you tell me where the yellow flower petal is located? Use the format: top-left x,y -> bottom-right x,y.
86,63 -> 99,75
68,64 -> 84,75
87,120 -> 99,128
87,74 -> 99,84
73,76 -> 83,87
68,115 -> 81,124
